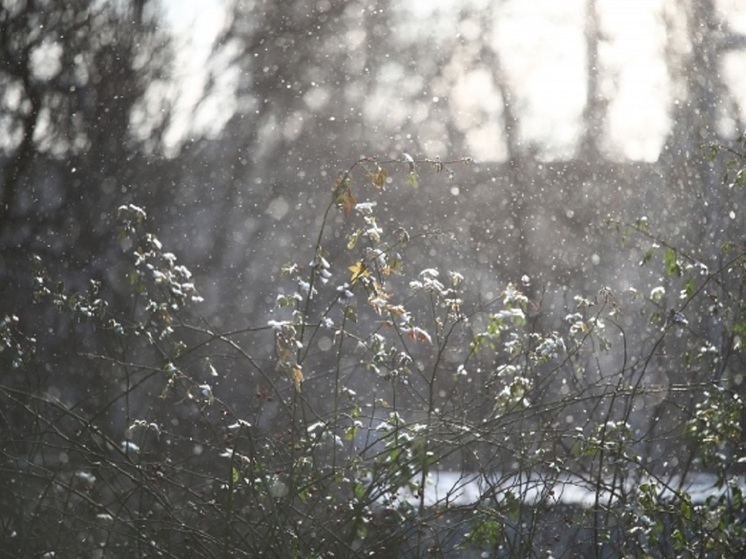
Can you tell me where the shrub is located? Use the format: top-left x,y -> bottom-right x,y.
1,149 -> 745,558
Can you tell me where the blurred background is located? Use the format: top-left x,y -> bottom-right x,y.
1,0 -> 745,464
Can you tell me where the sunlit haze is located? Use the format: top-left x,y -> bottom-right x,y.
163,0 -> 745,161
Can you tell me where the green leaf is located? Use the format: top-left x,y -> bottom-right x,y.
663,248 -> 682,276
640,246 -> 655,267
680,497 -> 693,522
466,518 -> 501,547
346,229 -> 360,250
635,216 -> 651,233
672,528 -> 686,552
683,278 -> 696,298
343,305 -> 357,323
344,424 -> 358,441
736,169 -> 746,188
733,318 -> 746,339
649,309 -> 665,325
353,481 -> 366,501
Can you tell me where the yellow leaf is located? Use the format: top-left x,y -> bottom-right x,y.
367,166 -> 388,189
405,326 -> 432,344
347,229 -> 360,250
348,261 -> 370,284
386,304 -> 407,316
342,190 -> 356,218
292,365 -> 304,392
381,257 -> 402,276
333,175 -> 356,217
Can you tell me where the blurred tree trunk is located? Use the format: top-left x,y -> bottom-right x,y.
0,0 -> 173,272
579,0 -> 607,159
0,0 -> 176,421
190,0 -> 395,327
661,0 -> 744,240
660,0 -> 746,384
